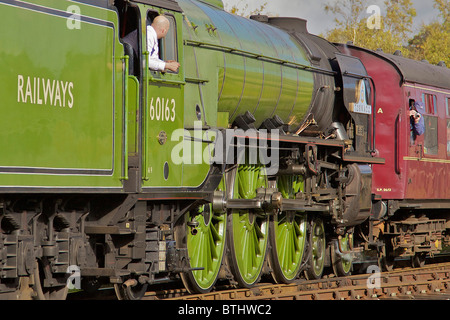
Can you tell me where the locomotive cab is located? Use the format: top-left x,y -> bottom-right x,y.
115,0 -> 189,191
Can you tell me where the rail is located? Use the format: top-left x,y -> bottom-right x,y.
143,262 -> 450,301
67,261 -> 450,301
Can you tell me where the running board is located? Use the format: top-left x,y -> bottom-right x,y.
214,190 -> 329,213
281,199 -> 329,212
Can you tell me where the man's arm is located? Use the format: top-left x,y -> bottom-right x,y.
148,57 -> 166,72
146,25 -> 166,71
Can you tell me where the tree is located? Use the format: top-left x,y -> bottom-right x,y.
384,0 -> 417,41
225,0 -> 268,17
323,0 -> 370,44
323,0 -> 417,54
407,0 -> 450,65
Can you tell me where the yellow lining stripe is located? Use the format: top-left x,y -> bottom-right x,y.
403,156 -> 450,164
404,84 -> 450,95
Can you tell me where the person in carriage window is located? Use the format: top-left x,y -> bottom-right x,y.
409,100 -> 425,144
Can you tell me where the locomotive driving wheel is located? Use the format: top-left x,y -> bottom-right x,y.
304,217 -> 326,280
331,233 -> 353,277
227,164 -> 269,288
34,260 -> 68,300
269,175 -> 307,283
175,178 -> 227,294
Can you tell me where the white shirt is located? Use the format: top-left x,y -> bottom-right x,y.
146,25 -> 166,71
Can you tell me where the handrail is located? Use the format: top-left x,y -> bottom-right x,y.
148,75 -> 186,86
395,109 -> 402,175
143,51 -> 150,181
184,39 -> 336,76
120,55 -> 129,181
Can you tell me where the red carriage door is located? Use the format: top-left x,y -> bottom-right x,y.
406,90 -> 440,199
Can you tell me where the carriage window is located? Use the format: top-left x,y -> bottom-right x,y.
447,97 -> 450,117
422,93 -> 437,115
421,94 -> 438,155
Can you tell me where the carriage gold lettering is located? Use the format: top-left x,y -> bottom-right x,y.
17,75 -> 74,108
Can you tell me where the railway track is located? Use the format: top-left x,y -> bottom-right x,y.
139,262 -> 450,301
67,261 -> 450,300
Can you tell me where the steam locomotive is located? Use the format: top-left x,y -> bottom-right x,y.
0,0 -> 449,299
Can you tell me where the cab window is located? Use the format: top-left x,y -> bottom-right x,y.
160,15 -> 177,64
147,12 -> 178,73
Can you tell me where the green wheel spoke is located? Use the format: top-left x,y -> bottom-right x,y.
212,214 -> 225,222
229,164 -> 269,286
184,201 -> 226,292
271,175 -> 307,283
208,228 -> 218,260
293,220 -> 303,239
254,223 -> 265,244
177,177 -> 227,293
291,227 -> 300,252
210,223 -> 222,244
309,218 -> 325,277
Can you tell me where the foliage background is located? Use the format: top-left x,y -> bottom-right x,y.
225,0 -> 450,66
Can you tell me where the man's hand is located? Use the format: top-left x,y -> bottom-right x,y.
165,60 -> 180,72
409,110 -> 421,123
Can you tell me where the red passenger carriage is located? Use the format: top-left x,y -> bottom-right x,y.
339,44 -> 450,266
339,44 -> 450,202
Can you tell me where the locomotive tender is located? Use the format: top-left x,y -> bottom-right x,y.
0,0 -> 449,299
